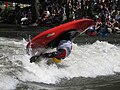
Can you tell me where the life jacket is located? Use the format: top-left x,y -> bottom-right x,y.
57,40 -> 72,58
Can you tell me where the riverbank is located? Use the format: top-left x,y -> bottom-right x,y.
0,23 -> 49,39
75,33 -> 120,45
0,23 -> 120,45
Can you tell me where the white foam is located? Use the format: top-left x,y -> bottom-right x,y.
18,41 -> 120,84
1,38 -> 120,85
0,38 -> 27,48
0,74 -> 18,90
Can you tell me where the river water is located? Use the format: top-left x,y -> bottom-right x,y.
0,37 -> 120,90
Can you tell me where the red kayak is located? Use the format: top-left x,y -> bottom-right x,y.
26,19 -> 94,50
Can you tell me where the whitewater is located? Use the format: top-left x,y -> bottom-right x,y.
0,37 -> 120,90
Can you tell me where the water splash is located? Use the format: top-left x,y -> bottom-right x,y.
0,38 -> 120,86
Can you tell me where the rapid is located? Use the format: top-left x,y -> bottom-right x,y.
0,37 -> 120,90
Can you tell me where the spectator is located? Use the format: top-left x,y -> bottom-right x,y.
0,0 -> 119,32
98,23 -> 108,37
14,4 -> 21,24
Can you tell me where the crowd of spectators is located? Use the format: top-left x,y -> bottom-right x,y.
0,0 -> 120,36
0,4 -> 32,25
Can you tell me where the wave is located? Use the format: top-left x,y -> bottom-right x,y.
0,37 -> 120,87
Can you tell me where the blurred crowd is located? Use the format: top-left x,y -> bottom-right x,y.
0,0 -> 120,36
